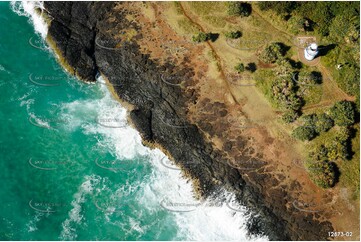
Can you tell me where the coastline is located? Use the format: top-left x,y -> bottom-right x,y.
36,1 -> 359,240
100,74 -> 205,199
40,1 -> 208,204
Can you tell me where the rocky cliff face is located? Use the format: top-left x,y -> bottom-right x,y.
43,2 -> 333,240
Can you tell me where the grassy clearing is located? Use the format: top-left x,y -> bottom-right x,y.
301,86 -> 323,105
254,69 -> 280,108
188,2 -> 227,16
173,2 -> 183,15
203,16 -> 227,28
339,126 -> 360,199
177,18 -> 201,34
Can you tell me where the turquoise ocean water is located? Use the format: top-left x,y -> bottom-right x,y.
0,2 -> 266,241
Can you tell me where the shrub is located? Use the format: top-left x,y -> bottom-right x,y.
315,113 -> 334,133
271,76 -> 303,112
275,59 -> 294,75
259,42 -> 286,64
192,32 -> 211,43
308,161 -> 337,188
227,2 -> 252,17
258,1 -> 298,15
297,71 -> 322,85
336,65 -> 360,97
225,30 -> 242,39
329,100 -> 356,126
284,93 -> 303,111
327,139 -> 349,161
292,126 -> 317,141
282,110 -> 300,123
309,144 -> 329,161
288,15 -> 307,34
234,63 -> 245,73
326,127 -> 351,160
302,114 -> 317,126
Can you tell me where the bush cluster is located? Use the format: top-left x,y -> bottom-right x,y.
192,32 -> 211,43
227,2 -> 252,17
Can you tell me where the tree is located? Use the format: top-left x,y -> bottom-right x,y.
227,2 -> 252,17
292,126 -> 317,141
258,1 -> 298,15
225,30 -> 242,39
297,71 -> 322,85
309,144 -> 329,161
259,42 -> 286,64
302,113 -> 317,127
326,127 -> 351,160
285,93 -> 303,111
282,110 -> 300,123
234,63 -> 245,73
192,32 -> 211,43
308,161 -> 337,188
315,113 -> 334,133
275,59 -> 294,76
329,100 -> 356,126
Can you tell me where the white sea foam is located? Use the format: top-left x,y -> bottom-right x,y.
11,1 -> 48,38
58,77 -> 268,241
60,175 -> 103,240
18,1 -> 268,238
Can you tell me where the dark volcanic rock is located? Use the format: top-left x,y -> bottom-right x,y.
43,2 -> 333,240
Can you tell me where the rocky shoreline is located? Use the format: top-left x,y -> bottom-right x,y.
42,2 -> 335,240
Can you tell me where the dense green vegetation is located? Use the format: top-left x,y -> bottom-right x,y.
308,161 -> 337,189
227,2 -> 252,17
225,30 -> 242,39
258,42 -> 287,64
254,3 -> 359,189
292,126 -> 317,141
234,63 -> 245,73
329,100 -> 356,127
192,32 -> 211,43
258,1 -> 360,102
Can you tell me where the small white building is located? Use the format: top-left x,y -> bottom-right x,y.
304,43 -> 318,61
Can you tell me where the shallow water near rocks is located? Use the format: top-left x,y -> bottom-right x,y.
0,2 -> 267,241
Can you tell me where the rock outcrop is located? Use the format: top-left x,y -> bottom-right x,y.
43,2 -> 334,240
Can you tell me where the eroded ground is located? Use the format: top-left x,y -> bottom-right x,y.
97,2 -> 359,240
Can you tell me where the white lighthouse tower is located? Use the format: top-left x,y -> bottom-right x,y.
304,43 -> 319,61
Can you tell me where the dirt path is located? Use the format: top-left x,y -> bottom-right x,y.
178,2 -> 239,105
